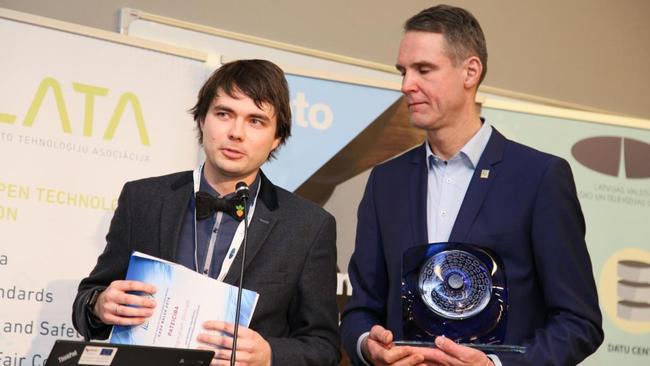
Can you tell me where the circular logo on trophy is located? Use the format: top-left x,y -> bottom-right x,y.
418,250 -> 493,319
401,242 -> 507,344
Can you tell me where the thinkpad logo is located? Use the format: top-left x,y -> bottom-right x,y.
57,350 -> 78,363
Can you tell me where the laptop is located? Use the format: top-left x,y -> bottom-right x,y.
46,340 -> 214,366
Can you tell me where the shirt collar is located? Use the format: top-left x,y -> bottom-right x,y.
426,119 -> 493,170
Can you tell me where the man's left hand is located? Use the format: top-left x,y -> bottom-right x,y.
197,321 -> 271,366
420,336 -> 494,366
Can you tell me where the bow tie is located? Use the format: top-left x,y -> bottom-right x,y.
195,191 -> 245,221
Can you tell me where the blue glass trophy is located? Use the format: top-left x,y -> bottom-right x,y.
397,242 -> 526,354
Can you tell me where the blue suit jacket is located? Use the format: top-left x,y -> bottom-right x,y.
340,128 -> 603,365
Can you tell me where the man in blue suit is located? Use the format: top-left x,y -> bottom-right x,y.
340,5 -> 603,366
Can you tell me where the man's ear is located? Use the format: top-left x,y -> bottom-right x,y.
463,56 -> 483,89
271,136 -> 281,151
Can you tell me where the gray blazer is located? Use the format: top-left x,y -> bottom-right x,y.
72,171 -> 341,365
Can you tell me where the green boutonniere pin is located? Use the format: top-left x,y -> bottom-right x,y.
235,204 -> 244,218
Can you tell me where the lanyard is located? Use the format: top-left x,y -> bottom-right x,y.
192,164 -> 259,281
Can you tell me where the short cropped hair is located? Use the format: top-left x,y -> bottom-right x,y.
191,59 -> 292,159
405,4 -> 488,85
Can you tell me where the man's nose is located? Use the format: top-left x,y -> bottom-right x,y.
401,72 -> 417,95
228,118 -> 245,140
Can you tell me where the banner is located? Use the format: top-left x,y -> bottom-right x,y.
0,15 -> 205,364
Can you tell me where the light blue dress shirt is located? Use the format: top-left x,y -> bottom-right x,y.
424,121 -> 502,366
426,121 -> 492,243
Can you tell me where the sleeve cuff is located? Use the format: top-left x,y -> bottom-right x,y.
487,354 -> 503,366
356,332 -> 372,366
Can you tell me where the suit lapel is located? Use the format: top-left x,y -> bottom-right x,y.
409,144 -> 429,246
449,129 -> 506,242
224,172 -> 278,285
159,172 -> 193,261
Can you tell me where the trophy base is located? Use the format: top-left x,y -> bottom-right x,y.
393,341 -> 526,354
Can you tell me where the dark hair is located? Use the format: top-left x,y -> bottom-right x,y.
191,59 -> 292,159
405,4 -> 488,85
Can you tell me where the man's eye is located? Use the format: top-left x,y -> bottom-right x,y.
419,67 -> 431,74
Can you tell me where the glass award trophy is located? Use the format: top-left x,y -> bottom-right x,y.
397,242 -> 526,354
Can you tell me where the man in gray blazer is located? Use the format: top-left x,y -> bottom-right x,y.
72,59 -> 340,366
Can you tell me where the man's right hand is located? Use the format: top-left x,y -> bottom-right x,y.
361,325 -> 427,366
92,280 -> 157,326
